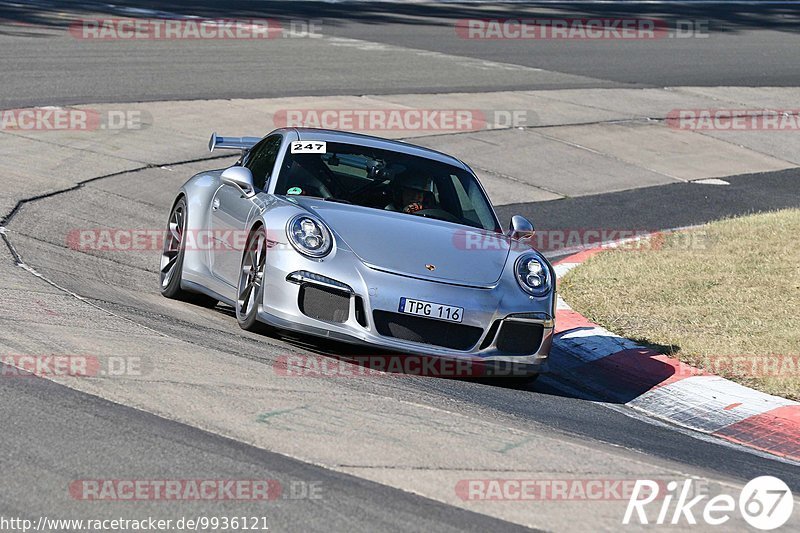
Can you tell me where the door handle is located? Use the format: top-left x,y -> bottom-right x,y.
212,198 -> 220,211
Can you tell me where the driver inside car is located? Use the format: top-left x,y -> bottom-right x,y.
385,174 -> 435,214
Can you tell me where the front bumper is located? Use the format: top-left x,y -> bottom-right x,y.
258,246 -> 553,370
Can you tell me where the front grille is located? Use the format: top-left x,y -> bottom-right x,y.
495,321 -> 544,355
299,285 -> 350,323
373,311 -> 482,351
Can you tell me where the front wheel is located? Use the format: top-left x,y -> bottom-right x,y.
236,226 -> 269,332
159,197 -> 217,308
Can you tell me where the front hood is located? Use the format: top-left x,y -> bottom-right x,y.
292,198 -> 510,287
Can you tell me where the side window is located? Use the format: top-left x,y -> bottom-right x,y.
244,135 -> 282,190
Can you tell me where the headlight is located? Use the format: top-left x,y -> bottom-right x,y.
515,253 -> 551,296
287,215 -> 333,258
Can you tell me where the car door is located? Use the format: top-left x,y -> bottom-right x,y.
209,134 -> 282,286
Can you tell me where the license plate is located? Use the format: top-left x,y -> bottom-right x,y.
399,297 -> 463,323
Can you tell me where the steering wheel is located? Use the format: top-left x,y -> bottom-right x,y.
347,179 -> 390,202
413,208 -> 460,223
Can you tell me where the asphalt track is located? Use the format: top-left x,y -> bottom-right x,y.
0,364 -> 536,533
2,2 -> 800,531
2,161 -> 799,530
498,168 -> 800,260
2,1 -> 800,107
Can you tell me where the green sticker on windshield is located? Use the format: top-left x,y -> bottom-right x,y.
287,187 -> 303,195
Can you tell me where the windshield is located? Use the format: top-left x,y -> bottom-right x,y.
274,141 -> 500,232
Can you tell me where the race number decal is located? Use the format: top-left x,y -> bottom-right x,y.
291,141 -> 326,154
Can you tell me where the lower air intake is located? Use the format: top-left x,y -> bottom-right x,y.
495,322 -> 544,355
372,311 -> 482,351
299,285 -> 350,323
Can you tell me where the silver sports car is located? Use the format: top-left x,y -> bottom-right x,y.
160,128 -> 555,376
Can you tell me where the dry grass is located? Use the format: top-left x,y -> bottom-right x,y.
559,209 -> 800,400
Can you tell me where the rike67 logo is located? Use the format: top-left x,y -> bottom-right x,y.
624,476 -> 794,530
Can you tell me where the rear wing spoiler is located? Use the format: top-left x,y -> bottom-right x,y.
208,132 -> 261,153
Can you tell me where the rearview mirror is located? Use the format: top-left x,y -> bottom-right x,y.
508,215 -> 535,240
221,166 -> 255,198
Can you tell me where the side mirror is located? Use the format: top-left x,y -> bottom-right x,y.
221,166 -> 255,197
508,215 -> 535,240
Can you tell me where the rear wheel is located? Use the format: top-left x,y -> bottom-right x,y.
236,226 -> 269,331
159,197 -> 217,308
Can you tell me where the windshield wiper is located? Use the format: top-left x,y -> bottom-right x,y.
322,197 -> 352,204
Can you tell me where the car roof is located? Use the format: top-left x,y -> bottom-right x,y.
273,127 -> 469,170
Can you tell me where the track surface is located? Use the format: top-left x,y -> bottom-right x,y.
0,364 -> 532,533
2,161 -> 799,530
2,2 -> 800,531
2,2 -> 800,107
498,168 -> 800,258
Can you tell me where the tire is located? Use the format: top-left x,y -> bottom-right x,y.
159,196 -> 217,308
236,226 -> 269,332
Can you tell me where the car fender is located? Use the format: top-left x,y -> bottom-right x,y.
178,169 -> 224,282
